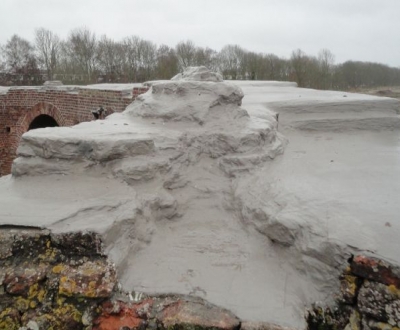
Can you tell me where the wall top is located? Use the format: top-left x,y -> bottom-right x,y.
0,83 -> 147,97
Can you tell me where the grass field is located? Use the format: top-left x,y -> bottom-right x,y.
350,86 -> 400,101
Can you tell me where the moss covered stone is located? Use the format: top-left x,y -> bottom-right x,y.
0,308 -> 20,330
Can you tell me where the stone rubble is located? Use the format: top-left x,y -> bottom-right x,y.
0,228 -> 294,330
2,226 -> 399,330
307,255 -> 400,330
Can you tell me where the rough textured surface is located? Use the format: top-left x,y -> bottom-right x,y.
339,274 -> 360,305
351,255 -> 400,288
0,229 -> 111,329
1,69 -> 400,328
358,281 -> 400,325
307,255 -> 400,329
0,228 -> 291,330
171,66 -> 223,82
93,295 -> 242,330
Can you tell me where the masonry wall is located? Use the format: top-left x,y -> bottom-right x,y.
307,255 -> 400,329
0,228 -> 287,330
0,86 -> 149,176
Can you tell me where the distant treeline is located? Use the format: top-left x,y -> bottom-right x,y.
1,27 -> 400,90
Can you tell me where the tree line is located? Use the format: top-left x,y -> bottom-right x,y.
1,27 -> 400,90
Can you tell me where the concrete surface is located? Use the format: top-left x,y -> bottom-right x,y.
1,69 -> 399,328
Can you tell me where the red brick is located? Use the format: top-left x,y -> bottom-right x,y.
0,85 -> 149,175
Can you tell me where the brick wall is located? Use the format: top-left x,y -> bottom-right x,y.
0,85 -> 149,176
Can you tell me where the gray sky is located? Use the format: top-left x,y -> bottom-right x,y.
1,0 -> 399,66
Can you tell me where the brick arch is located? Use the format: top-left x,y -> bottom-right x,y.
1,103 -> 66,176
17,102 -> 66,134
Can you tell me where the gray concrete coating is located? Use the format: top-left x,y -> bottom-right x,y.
1,68 -> 399,328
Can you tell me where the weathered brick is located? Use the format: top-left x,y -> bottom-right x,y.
0,84 -> 149,175
351,255 -> 400,288
4,263 -> 48,295
58,260 -> 116,298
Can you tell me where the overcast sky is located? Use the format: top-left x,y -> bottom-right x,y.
1,0 -> 399,67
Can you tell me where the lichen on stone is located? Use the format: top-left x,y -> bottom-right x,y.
0,308 -> 20,330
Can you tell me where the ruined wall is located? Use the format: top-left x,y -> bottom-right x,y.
307,255 -> 400,330
0,86 -> 149,176
0,228 -> 291,330
2,226 -> 400,330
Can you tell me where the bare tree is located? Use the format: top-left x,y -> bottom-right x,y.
136,39 -> 157,81
156,44 -> 178,79
34,28 -> 60,80
55,41 -> 77,82
122,36 -> 141,82
262,54 -> 288,80
242,51 -> 262,80
66,27 -> 97,82
0,44 -> 5,71
3,27 -> 400,89
2,34 -> 41,85
217,45 -> 245,79
335,60 -> 400,89
175,40 -> 197,70
121,36 -> 157,82
4,35 -> 36,72
194,47 -> 218,71
96,35 -> 125,82
317,48 -> 335,89
290,49 -> 309,87
0,44 -> 7,85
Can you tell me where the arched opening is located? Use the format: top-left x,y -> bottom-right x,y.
28,114 -> 59,130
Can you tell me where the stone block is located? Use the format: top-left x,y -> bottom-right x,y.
93,299 -> 152,330
362,318 -> 400,330
11,229 -> 50,257
351,255 -> 400,288
0,230 -> 14,259
156,296 -> 241,330
358,280 -> 400,324
339,275 -> 361,304
344,309 -> 361,330
4,263 -> 48,295
51,231 -> 104,256
94,296 -> 241,330
58,260 -> 116,298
